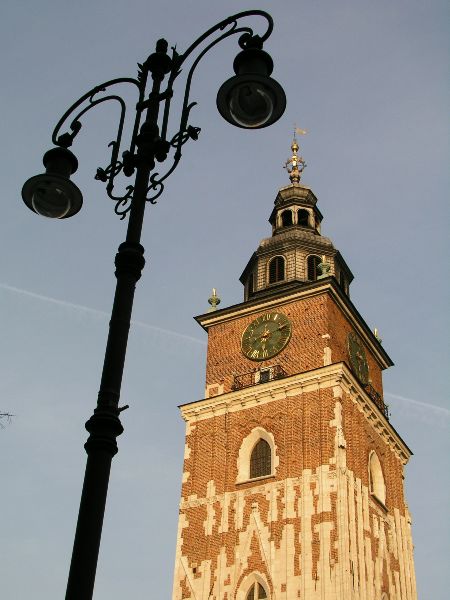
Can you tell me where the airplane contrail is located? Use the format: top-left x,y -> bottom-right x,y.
0,283 -> 206,346
384,392 -> 449,418
2,283 -> 447,417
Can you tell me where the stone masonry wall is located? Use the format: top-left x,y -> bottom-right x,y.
172,380 -> 416,599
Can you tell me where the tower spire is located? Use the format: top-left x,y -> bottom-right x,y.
284,126 -> 307,183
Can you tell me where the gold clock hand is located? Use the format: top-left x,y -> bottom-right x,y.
254,327 -> 271,341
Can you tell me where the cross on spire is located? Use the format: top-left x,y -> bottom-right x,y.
284,126 -> 307,183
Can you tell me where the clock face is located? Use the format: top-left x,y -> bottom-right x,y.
347,331 -> 369,385
241,312 -> 292,361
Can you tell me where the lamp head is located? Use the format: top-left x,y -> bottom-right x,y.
217,44 -> 286,129
22,147 -> 83,219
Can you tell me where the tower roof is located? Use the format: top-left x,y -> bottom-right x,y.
240,135 -> 353,301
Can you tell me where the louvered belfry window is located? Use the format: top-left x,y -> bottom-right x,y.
297,209 -> 309,227
307,255 -> 321,281
268,256 -> 285,284
250,439 -> 271,478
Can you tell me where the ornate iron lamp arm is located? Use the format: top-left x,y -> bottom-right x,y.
51,77 -> 141,147
159,10 -> 272,141
51,78 -> 143,205
148,11 -> 274,203
177,9 -> 273,64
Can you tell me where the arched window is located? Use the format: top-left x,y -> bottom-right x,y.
281,210 -> 293,227
307,255 -> 321,281
250,439 -> 271,479
236,427 -> 278,483
297,209 -> 309,227
246,582 -> 268,599
268,256 -> 285,284
369,451 -> 386,506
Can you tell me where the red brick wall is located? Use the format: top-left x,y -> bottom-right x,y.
205,292 -> 384,398
182,388 -> 338,500
182,388 -> 403,509
326,297 -> 383,396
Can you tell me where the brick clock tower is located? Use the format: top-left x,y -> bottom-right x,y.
171,139 -> 417,600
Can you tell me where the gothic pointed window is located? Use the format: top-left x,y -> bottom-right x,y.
250,439 -> 271,479
246,582 -> 268,599
297,209 -> 309,227
307,255 -> 321,281
268,256 -> 285,284
281,210 -> 293,227
237,428 -> 277,483
369,451 -> 386,506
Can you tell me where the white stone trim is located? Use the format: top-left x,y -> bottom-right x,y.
174,467 -> 415,598
322,333 -> 332,366
369,450 -> 387,506
204,382 -> 224,399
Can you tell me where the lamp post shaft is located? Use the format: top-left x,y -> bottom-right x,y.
65,153 -> 152,600
65,214 -> 147,599
65,440 -> 118,599
65,56 -> 168,599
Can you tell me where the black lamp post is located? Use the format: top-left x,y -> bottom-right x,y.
22,11 -> 285,600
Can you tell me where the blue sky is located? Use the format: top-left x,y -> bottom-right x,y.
0,1 -> 449,597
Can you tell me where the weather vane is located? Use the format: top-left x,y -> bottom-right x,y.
284,125 -> 307,183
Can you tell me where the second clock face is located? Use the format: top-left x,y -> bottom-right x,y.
347,331 -> 369,385
241,312 -> 292,361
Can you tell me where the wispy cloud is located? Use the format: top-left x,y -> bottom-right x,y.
385,392 -> 450,427
0,283 -> 206,346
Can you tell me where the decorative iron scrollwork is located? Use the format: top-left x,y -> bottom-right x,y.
146,174 -> 164,204
114,187 -> 134,219
46,11 -> 274,218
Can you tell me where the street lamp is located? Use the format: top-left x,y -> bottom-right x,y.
22,11 -> 285,600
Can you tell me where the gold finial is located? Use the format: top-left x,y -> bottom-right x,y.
317,255 -> 331,279
373,328 -> 383,343
284,126 -> 307,183
208,288 -> 221,312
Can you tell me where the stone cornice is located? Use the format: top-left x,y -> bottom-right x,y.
195,278 -> 393,370
339,365 -> 412,464
179,362 -> 412,464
